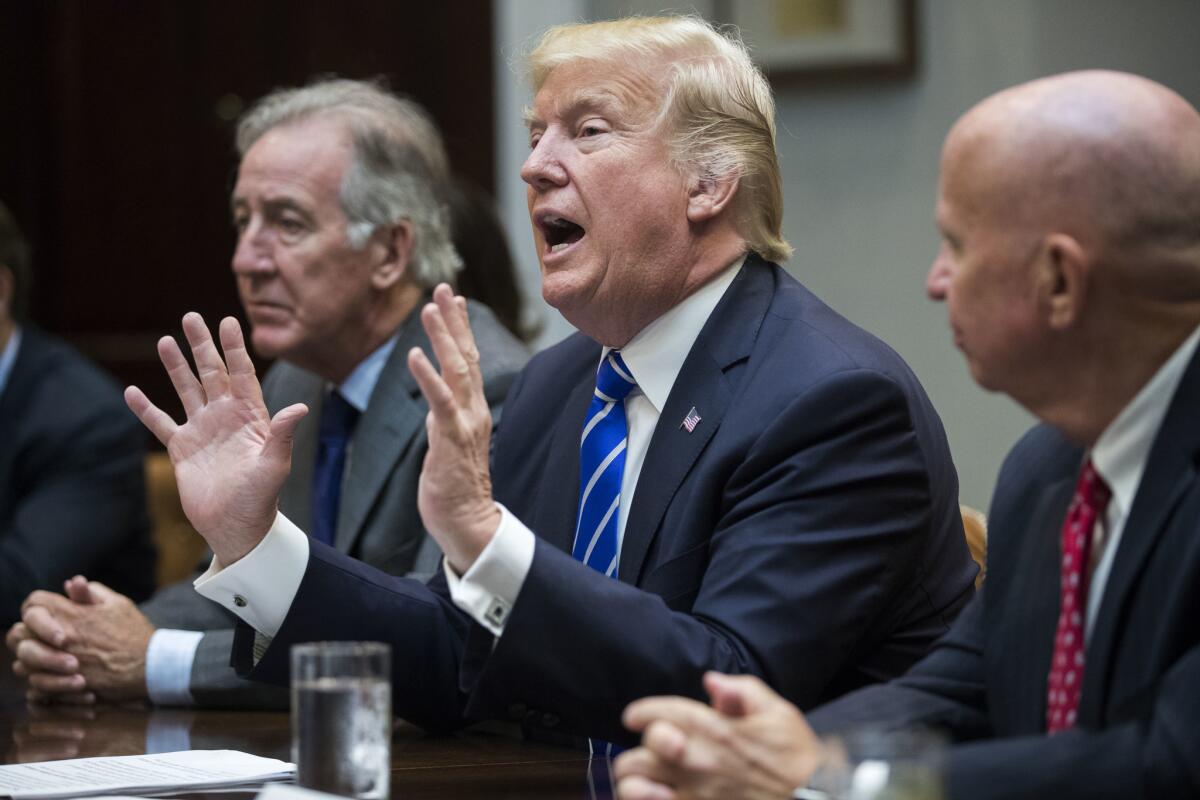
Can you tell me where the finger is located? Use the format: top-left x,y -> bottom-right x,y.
63,576 -> 95,604
76,580 -> 117,605
421,300 -> 474,407
28,670 -> 88,693
408,346 -> 459,423
219,316 -> 264,405
623,695 -> 718,735
433,284 -> 483,392
262,403 -> 308,467
643,719 -> 689,764
615,774 -> 678,800
181,311 -> 231,399
157,331 -> 207,416
124,385 -> 180,447
6,621 -> 29,653
704,672 -> 776,717
21,604 -> 68,649
15,638 -> 79,674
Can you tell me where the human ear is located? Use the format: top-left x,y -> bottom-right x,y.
686,170 -> 739,223
371,220 -> 413,290
1039,233 -> 1089,330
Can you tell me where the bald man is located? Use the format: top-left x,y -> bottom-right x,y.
613,70 -> 1200,800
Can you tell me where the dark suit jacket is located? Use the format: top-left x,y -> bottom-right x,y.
240,256 -> 976,739
140,302 -> 528,707
0,328 -> 154,625
809,345 -> 1200,799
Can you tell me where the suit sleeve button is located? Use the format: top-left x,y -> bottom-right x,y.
508,703 -> 527,720
541,713 -> 559,728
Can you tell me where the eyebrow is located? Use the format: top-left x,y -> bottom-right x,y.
523,88 -> 625,131
230,195 -> 313,221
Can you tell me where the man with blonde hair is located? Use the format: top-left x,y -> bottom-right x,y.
614,70 -> 1200,799
120,16 -> 973,743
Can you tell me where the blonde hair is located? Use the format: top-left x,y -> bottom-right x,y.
527,16 -> 792,262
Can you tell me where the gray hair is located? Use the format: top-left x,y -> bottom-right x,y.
236,78 -> 462,287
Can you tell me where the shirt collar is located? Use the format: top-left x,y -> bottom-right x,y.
333,333 -> 400,413
0,325 -> 22,399
606,255 -> 745,413
1092,322 -> 1200,519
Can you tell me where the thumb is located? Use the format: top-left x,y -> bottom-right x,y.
63,576 -> 96,605
80,580 -> 120,605
704,672 -> 776,717
263,403 -> 308,465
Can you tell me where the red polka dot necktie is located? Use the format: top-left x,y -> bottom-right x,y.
1046,458 -> 1111,733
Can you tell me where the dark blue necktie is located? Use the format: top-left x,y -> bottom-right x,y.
573,350 -> 637,577
311,390 -> 359,547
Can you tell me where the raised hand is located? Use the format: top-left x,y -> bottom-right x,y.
406,285 -> 502,574
124,313 -> 307,565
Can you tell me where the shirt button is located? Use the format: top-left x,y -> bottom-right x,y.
233,594 -> 247,608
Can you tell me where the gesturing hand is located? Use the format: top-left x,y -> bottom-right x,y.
407,285 -> 502,574
124,313 -> 307,565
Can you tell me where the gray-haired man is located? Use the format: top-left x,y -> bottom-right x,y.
7,79 -> 528,709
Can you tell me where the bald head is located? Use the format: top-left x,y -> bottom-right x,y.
929,71 -> 1200,442
945,70 -> 1200,290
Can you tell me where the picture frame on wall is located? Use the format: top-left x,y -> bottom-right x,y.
715,0 -> 917,82
589,0 -> 918,84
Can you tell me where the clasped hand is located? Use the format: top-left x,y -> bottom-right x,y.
6,576 -> 153,705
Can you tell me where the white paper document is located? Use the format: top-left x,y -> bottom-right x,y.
0,749 -> 295,799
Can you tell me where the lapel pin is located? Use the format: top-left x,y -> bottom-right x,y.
681,406 -> 701,433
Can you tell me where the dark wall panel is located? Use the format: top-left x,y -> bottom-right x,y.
0,0 -> 494,412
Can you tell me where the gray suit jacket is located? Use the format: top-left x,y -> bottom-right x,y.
140,301 -> 528,708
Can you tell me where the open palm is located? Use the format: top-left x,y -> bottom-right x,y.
125,313 -> 307,565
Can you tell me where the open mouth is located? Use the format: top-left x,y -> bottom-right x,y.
537,213 -> 586,254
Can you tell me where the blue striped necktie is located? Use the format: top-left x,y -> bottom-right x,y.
573,350 -> 637,577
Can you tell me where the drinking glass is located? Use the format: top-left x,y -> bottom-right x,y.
807,728 -> 945,800
291,641 -> 392,799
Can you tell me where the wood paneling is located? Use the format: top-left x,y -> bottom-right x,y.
0,1 -> 494,416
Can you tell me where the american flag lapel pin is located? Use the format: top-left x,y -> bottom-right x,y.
681,406 -> 701,433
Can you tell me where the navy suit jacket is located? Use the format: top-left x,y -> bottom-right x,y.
809,345 -> 1200,798
239,257 -> 976,740
0,328 -> 154,625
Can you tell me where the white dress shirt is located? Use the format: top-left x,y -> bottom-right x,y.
145,334 -> 399,705
195,257 -> 745,645
1086,322 -> 1200,638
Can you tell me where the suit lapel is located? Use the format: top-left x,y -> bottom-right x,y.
536,370 -> 596,555
1081,347 -> 1200,721
335,316 -> 427,554
619,257 -> 774,583
275,370 -> 323,534
1009,474 -> 1076,733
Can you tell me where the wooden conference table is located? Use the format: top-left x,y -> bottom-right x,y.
0,654 -> 613,799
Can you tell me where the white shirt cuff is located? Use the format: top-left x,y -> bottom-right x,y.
145,629 -> 203,707
194,511 -> 310,639
443,503 -> 535,636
